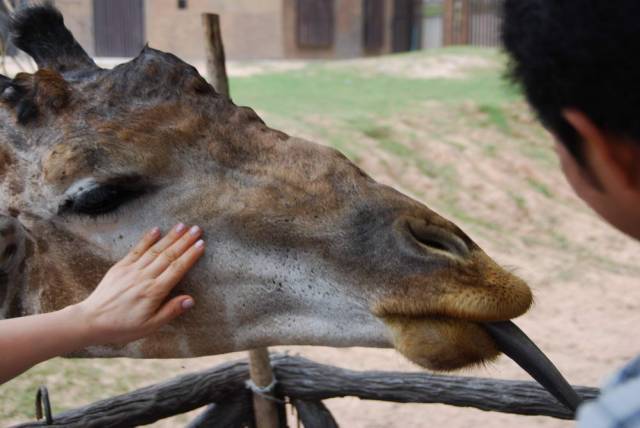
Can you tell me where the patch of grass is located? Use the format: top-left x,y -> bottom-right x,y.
0,359 -> 176,423
477,104 -> 510,133
437,194 -> 503,235
549,230 -> 571,250
328,134 -> 359,159
231,49 -> 520,175
415,159 -> 458,183
376,138 -> 414,158
508,191 -> 527,211
415,159 -> 439,179
483,143 -> 498,157
230,50 -> 517,125
449,207 -> 503,234
362,124 -> 392,141
361,124 -> 413,157
521,235 -> 549,248
517,142 -> 557,167
526,177 -> 554,198
0,360 -> 111,419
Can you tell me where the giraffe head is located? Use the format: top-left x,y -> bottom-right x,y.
0,5 -> 532,371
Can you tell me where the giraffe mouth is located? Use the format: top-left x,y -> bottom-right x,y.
381,315 -> 581,413
483,321 -> 582,412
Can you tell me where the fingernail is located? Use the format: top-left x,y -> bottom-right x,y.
149,227 -> 160,237
189,225 -> 201,236
175,223 -> 186,233
181,298 -> 194,310
195,239 -> 205,249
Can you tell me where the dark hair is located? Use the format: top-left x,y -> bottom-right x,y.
502,0 -> 640,162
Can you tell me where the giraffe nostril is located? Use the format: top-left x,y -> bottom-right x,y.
406,218 -> 470,259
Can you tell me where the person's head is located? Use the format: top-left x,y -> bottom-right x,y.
502,0 -> 640,239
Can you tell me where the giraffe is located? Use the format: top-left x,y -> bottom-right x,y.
0,5 -> 533,372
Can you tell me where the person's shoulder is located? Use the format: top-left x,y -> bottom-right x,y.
610,356 -> 640,386
577,356 -> 640,428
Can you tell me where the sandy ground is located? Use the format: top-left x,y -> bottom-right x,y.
2,53 -> 640,427
330,51 -> 497,79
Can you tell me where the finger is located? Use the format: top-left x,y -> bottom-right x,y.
144,226 -> 203,277
147,295 -> 194,329
119,227 -> 161,265
135,223 -> 188,268
154,239 -> 205,294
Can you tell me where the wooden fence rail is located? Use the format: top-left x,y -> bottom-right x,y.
13,354 -> 600,428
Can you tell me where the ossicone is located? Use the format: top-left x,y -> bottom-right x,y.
10,3 -> 99,74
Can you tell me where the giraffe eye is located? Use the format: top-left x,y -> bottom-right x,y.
66,185 -> 144,216
61,176 -> 149,217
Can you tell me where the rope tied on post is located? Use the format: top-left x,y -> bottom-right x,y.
245,378 -> 285,404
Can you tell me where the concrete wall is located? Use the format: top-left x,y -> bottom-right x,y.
56,0 -> 284,60
146,0 -> 285,61
53,0 -> 397,61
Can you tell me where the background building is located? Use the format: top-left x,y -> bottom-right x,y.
54,0 -> 424,60
1,1 -> 502,63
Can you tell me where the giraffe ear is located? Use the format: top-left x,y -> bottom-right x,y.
10,4 -> 98,74
0,73 -> 37,123
1,70 -> 71,124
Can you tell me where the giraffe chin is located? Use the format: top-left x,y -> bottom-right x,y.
382,316 -> 500,372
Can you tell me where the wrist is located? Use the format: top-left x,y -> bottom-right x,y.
60,303 -> 97,349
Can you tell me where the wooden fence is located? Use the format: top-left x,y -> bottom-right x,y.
12,354 -> 599,427
443,0 -> 502,47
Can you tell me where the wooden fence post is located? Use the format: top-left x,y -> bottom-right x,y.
202,14 -> 283,428
443,0 -> 472,46
443,0 -> 453,46
248,348 -> 284,428
201,13 -> 230,97
460,0 -> 470,44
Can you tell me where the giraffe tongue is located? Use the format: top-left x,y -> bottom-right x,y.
483,321 -> 582,412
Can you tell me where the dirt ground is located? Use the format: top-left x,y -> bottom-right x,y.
2,51 -> 640,427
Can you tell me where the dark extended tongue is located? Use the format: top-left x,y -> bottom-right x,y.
484,321 -> 582,412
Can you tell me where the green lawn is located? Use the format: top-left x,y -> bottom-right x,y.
231,48 -> 518,123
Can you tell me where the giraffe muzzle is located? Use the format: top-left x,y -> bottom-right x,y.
484,321 -> 582,412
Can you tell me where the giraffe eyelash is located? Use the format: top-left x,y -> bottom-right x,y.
62,184 -> 145,217
60,175 -> 150,218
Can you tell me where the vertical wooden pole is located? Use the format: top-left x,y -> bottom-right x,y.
443,0 -> 453,46
201,13 -> 230,97
412,0 -> 423,50
460,0 -> 470,45
248,348 -> 283,428
202,13 -> 283,428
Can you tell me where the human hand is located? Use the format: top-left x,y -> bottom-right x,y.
73,224 -> 205,346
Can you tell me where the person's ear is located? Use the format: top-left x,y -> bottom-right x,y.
563,109 -> 639,193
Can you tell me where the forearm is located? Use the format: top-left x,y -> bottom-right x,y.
0,305 -> 90,385
0,225 -> 201,386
